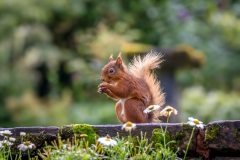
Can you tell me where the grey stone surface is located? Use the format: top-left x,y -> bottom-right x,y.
1,121 -> 240,159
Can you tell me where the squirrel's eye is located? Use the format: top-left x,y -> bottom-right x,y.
109,68 -> 115,74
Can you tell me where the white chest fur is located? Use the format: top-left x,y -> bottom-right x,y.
120,99 -> 126,116
119,97 -> 132,117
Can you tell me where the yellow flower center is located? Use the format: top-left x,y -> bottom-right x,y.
126,121 -> 133,127
148,105 -> 154,110
24,141 -> 31,146
193,119 -> 200,124
166,108 -> 172,112
105,134 -> 111,141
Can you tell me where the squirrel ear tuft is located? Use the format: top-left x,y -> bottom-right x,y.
118,52 -> 122,57
109,55 -> 113,62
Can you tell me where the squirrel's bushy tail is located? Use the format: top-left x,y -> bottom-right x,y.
129,52 -> 165,116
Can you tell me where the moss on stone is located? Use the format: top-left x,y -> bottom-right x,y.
60,125 -> 73,140
181,123 -> 194,131
24,132 -> 46,146
72,124 -> 99,145
232,129 -> 240,142
205,125 -> 220,142
233,129 -> 238,137
175,131 -> 185,142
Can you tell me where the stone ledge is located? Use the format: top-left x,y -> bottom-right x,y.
1,120 -> 240,159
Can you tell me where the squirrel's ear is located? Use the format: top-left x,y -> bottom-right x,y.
109,55 -> 113,62
116,56 -> 123,67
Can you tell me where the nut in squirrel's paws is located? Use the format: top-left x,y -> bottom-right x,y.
98,87 -> 107,94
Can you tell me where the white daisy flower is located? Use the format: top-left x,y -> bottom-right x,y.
97,135 -> 117,146
159,105 -> 178,117
20,132 -> 26,137
17,141 -> 36,151
143,105 -> 160,114
0,130 -> 12,136
2,140 -> 13,146
121,121 -> 137,132
7,141 -> 13,146
9,137 -> 16,142
187,117 -> 204,129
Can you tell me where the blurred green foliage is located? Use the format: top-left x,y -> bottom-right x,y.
0,0 -> 240,126
180,86 -> 240,123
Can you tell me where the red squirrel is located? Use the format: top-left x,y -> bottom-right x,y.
98,52 -> 165,123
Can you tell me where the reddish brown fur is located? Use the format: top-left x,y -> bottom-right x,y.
98,53 -> 164,123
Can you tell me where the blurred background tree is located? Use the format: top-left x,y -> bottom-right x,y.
0,0 -> 239,127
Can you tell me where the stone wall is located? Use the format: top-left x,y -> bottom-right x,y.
1,120 -> 240,159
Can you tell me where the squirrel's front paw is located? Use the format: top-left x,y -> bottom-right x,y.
98,82 -> 108,88
98,87 -> 107,94
98,82 -> 109,94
